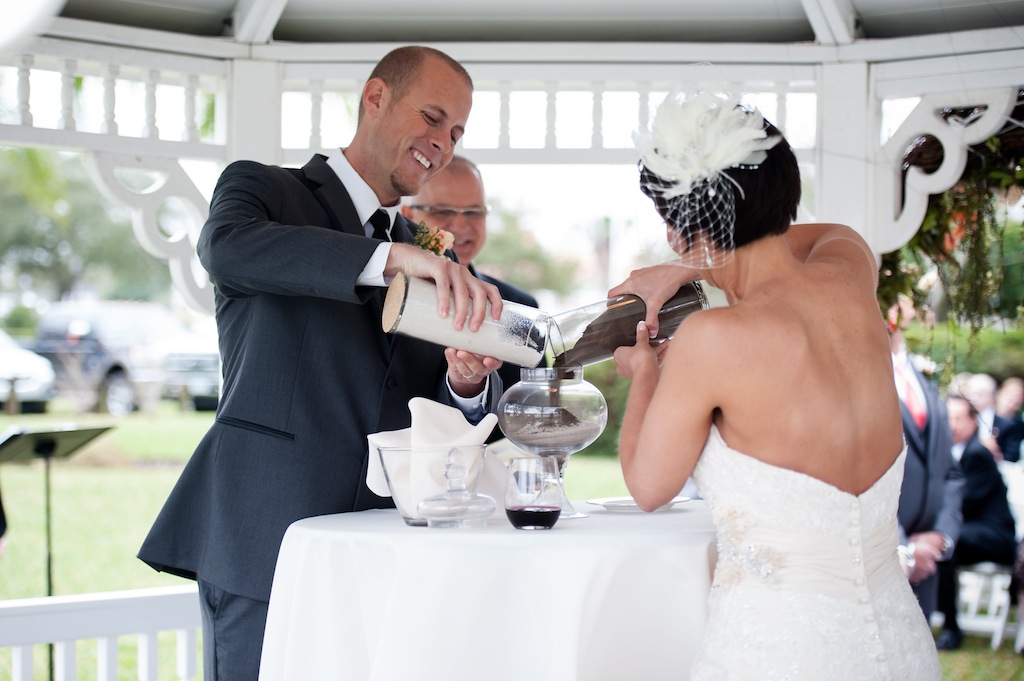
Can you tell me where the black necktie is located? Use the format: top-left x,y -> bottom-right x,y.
369,209 -> 390,242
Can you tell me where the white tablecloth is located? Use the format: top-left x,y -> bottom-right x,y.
259,500 -> 717,681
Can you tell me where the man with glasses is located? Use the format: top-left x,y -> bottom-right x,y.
403,155 -> 538,434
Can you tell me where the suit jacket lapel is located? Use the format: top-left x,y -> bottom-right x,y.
300,155 -> 398,357
301,155 -> 363,236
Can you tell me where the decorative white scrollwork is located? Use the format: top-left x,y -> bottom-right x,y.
85,152 -> 215,315
872,88 -> 1017,255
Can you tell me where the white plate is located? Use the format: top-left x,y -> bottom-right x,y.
586,496 -> 690,512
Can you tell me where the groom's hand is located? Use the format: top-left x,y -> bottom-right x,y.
907,532 -> 944,585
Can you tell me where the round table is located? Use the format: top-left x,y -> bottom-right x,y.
259,500 -> 717,681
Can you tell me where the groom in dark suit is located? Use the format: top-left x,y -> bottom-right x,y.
138,46 -> 506,681
888,300 -> 964,620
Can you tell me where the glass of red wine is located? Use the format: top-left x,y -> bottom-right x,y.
505,455 -> 562,530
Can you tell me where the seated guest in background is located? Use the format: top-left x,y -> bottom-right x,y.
997,377 -> 1023,420
995,377 -> 1024,463
935,394 -> 1018,650
404,154 -> 539,433
966,373 -> 1015,460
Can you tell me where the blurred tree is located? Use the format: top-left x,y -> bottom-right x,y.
0,147 -> 170,301
2,304 -> 38,339
474,198 -> 577,296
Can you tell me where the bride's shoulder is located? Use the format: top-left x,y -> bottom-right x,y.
670,306 -> 752,364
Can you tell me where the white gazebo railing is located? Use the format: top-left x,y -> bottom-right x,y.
0,585 -> 201,681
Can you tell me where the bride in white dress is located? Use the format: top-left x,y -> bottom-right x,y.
609,92 -> 941,679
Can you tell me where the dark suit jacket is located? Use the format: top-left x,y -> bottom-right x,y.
896,357 -> 964,616
139,155 -> 503,602
956,434 -> 1017,566
995,414 -> 1024,463
469,265 -> 539,441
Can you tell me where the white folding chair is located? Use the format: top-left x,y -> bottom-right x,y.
957,561 -> 1014,649
996,460 -> 1024,651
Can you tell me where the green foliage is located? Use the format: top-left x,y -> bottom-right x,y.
905,321 -> 1024,386
0,147 -> 171,301
474,199 -> 577,296
200,92 -> 217,139
578,359 -> 631,457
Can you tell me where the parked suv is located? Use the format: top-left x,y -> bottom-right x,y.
31,301 -> 219,415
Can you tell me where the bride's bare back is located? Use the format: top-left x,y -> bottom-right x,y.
617,224 -> 904,508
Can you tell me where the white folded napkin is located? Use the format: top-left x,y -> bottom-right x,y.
367,398 -> 502,520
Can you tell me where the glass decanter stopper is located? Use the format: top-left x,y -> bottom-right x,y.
417,446 -> 496,528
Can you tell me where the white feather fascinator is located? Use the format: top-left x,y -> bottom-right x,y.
634,91 -> 782,268
635,91 -> 780,198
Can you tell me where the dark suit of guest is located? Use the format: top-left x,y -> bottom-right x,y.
139,155 -> 503,605
937,433 -> 1017,638
469,264 -> 539,441
896,358 -> 965,618
950,434 -> 1016,565
995,413 -> 1024,463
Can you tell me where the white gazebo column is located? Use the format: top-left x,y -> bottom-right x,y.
228,59 -> 283,165
816,62 -> 870,240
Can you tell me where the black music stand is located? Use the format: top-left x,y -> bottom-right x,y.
0,425 -> 112,597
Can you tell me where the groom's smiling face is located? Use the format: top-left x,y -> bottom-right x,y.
371,56 -> 473,203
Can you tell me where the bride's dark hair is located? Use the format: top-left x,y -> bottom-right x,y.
641,119 -> 801,253
725,121 -> 801,248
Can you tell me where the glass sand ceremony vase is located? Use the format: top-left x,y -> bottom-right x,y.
496,364 -> 608,518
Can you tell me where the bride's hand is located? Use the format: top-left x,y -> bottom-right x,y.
608,264 -> 700,337
613,321 -> 665,380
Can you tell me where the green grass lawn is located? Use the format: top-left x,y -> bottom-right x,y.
1,401 -> 1022,680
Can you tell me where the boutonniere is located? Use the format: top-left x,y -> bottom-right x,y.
911,354 -> 938,377
412,221 -> 454,256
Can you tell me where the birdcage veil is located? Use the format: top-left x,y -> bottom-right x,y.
635,90 -> 781,268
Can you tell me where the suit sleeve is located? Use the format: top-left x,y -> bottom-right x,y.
934,454 -> 965,546
198,161 -> 380,301
923,374 -> 964,545
1000,420 -> 1024,463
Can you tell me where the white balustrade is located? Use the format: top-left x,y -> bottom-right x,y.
0,585 -> 201,681
1,38 -> 229,161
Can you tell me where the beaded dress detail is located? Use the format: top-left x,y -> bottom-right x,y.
690,425 -> 940,680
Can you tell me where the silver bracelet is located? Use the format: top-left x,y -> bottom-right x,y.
898,543 -> 917,572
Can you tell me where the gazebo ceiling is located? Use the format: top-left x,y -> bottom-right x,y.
55,0 -> 1024,46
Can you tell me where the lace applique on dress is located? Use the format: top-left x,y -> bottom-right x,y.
689,426 -> 941,681
713,509 -> 785,588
